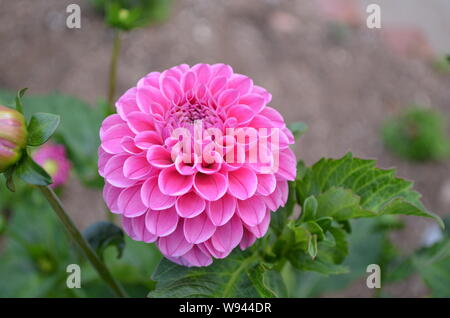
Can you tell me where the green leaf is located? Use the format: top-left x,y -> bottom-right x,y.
307,234 -> 318,259
149,250 -> 280,298
288,122 -> 308,140
4,168 -> 16,192
296,153 -> 443,227
27,113 -> 60,146
300,195 -> 317,222
15,155 -> 52,186
83,221 -> 125,260
15,88 -> 27,114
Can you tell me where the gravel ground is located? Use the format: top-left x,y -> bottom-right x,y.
0,0 -> 449,297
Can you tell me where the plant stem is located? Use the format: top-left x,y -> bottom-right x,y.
37,185 -> 128,298
107,29 -> 121,114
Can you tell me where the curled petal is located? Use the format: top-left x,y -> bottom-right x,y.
101,124 -> 133,154
183,213 -> 216,244
141,176 -> 177,210
158,167 -> 194,196
131,214 -> 158,243
240,228 -> 257,250
126,111 -> 155,134
135,131 -> 163,150
256,173 -> 276,196
123,155 -> 153,180
181,245 -> 213,267
237,196 -> 266,227
117,184 -> 147,217
145,207 -> 179,237
175,191 -> 205,218
103,182 -> 122,214
211,215 -> 243,253
158,221 -> 193,257
227,167 -> 257,200
206,193 -> 236,226
104,154 -> 137,188
194,172 -> 227,201
147,145 -> 174,168
244,209 -> 271,238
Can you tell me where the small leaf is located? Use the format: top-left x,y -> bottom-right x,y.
288,122 -> 308,140
15,88 -> 27,114
83,221 -> 125,260
15,154 -> 52,186
4,168 -> 16,192
308,234 -> 318,259
300,195 -> 317,222
27,113 -> 60,146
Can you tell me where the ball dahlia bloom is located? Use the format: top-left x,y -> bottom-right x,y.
99,63 -> 296,267
33,143 -> 71,188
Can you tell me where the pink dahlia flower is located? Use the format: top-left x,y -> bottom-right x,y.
33,143 -> 71,188
99,63 -> 296,267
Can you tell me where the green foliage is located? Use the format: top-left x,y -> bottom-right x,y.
27,113 -> 60,147
83,221 -> 125,260
148,250 -> 285,298
89,0 -> 171,31
381,107 -> 450,161
288,122 -> 308,140
15,154 -> 52,186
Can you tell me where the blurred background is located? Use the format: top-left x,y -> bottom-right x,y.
0,0 -> 449,297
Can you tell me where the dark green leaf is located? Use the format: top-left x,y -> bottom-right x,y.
27,113 -> 60,146
83,221 -> 125,260
4,168 -> 16,192
149,250 -> 278,298
15,155 -> 52,186
296,153 -> 443,227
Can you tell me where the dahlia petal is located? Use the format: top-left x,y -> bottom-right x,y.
174,154 -> 197,175
252,85 -> 272,103
126,111 -> 155,134
277,148 -> 297,181
218,89 -> 240,108
137,86 -> 169,112
194,172 -> 227,201
203,240 -> 230,259
211,63 -> 233,79
206,193 -> 237,226
98,147 -> 112,177
131,214 -> 158,243
244,209 -> 271,238
135,131 -> 163,149
101,124 -> 134,154
117,184 -> 147,217
227,74 -> 253,95
103,182 -> 122,214
240,228 -> 257,250
104,154 -> 137,188
146,145 -> 174,168
158,166 -> 194,196
260,107 -> 285,128
181,71 -> 197,92
183,213 -> 216,244
137,72 -> 160,88
141,176 -> 177,210
227,167 -> 257,200
123,155 -> 153,180
256,173 -> 277,196
175,191 -> 205,218
240,94 -> 266,114
158,222 -> 193,257
122,216 -> 138,240
237,196 -> 266,227
145,207 -> 179,237
209,76 -> 227,97
100,114 -> 124,139
161,76 -> 183,103
181,245 -> 213,267
192,63 -> 212,85
211,215 -> 243,253
121,136 -> 143,155
116,88 -> 139,120
248,114 -> 273,129
226,104 -> 254,125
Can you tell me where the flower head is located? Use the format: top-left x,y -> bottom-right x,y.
33,143 -> 71,188
0,105 -> 27,172
99,64 -> 296,267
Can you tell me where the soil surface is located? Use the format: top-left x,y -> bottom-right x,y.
1,0 -> 449,297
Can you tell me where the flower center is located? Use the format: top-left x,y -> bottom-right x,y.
168,100 -> 224,130
43,160 -> 59,177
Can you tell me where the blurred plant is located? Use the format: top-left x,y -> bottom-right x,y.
432,55 -> 450,74
382,107 -> 450,161
32,143 -> 71,188
88,0 -> 172,112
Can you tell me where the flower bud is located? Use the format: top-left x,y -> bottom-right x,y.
0,105 -> 28,172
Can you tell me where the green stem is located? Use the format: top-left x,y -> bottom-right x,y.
38,185 -> 128,298
107,30 -> 121,114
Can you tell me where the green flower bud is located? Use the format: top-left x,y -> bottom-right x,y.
0,105 -> 28,172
